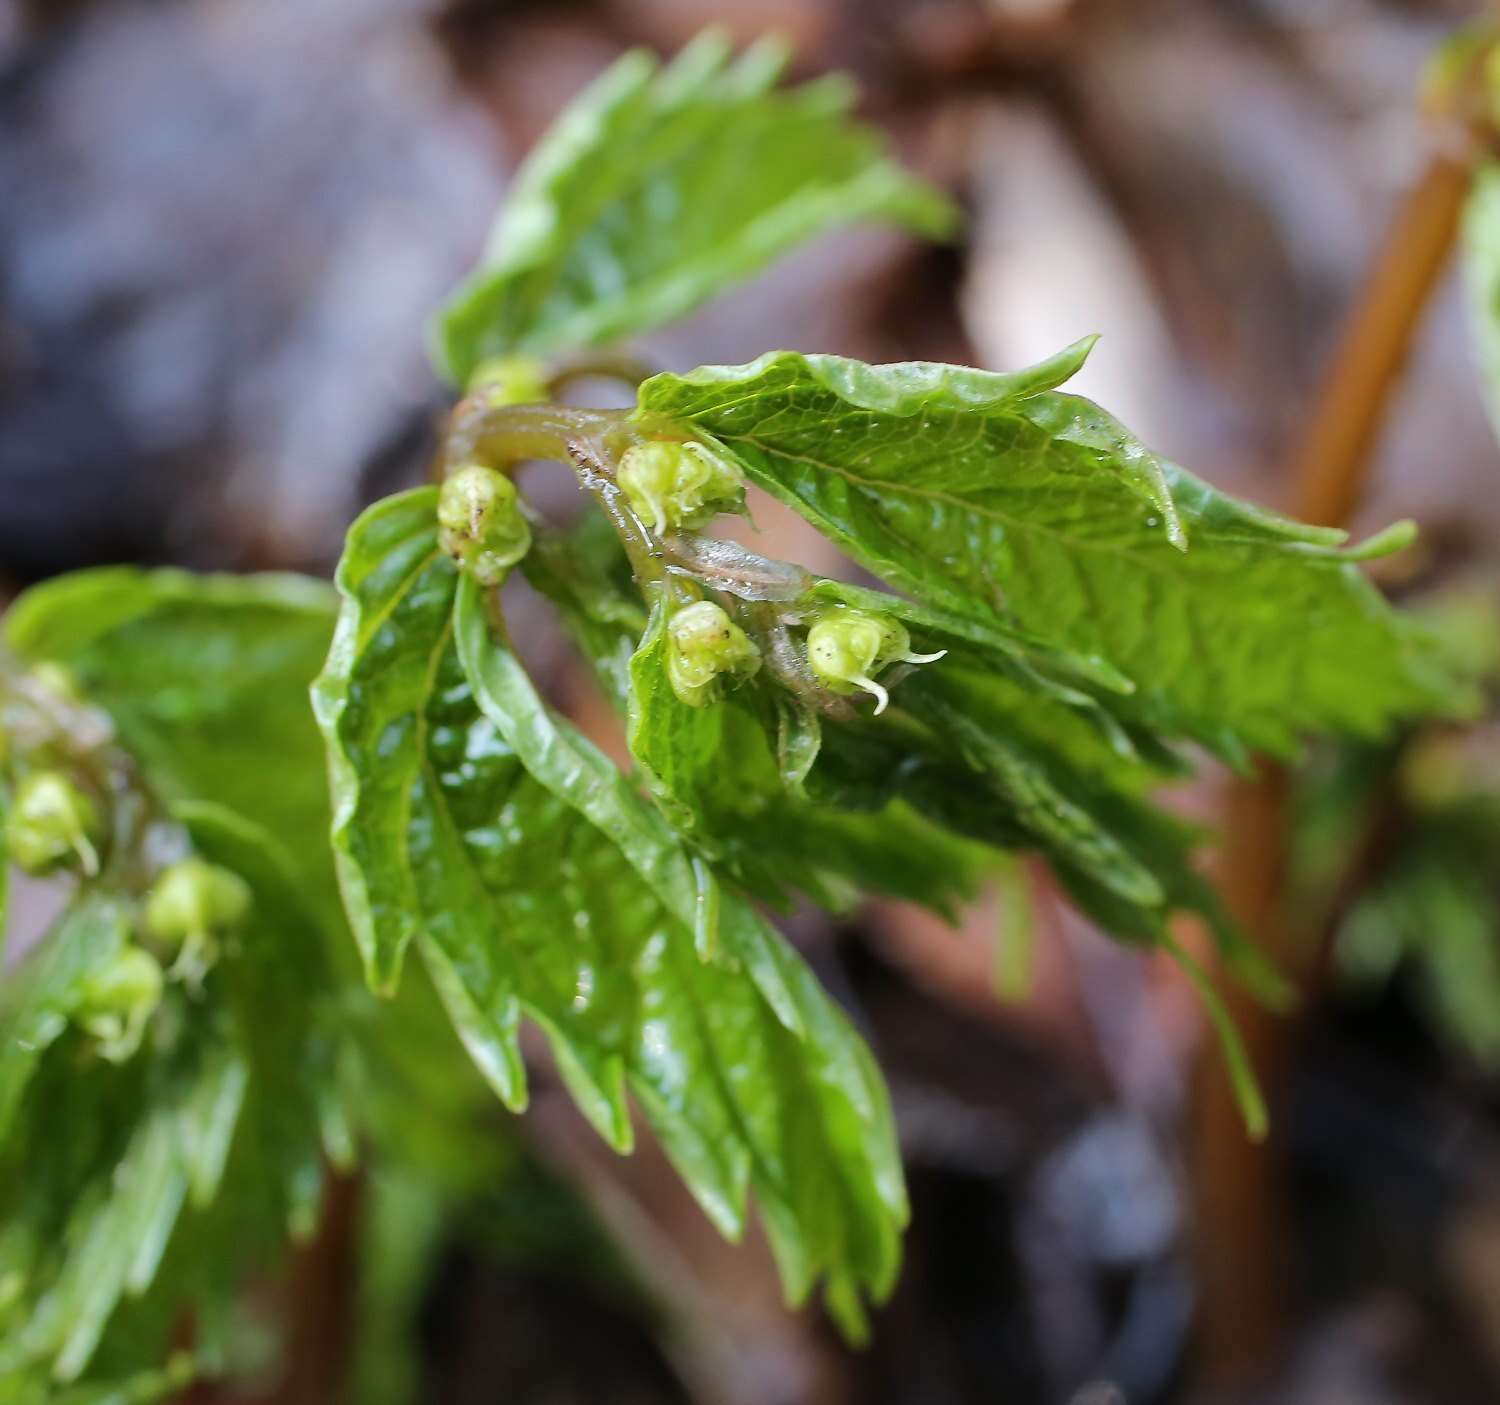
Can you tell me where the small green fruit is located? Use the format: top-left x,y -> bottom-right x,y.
438,465 -> 532,586
666,601 -> 761,707
617,440 -> 744,537
805,609 -> 946,714
6,771 -> 103,875
76,945 -> 164,1062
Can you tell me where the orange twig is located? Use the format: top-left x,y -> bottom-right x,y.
1190,146 -> 1470,1394
1292,152 -> 1471,527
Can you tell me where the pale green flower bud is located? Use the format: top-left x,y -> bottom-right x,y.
30,662 -> 81,703
6,770 -> 103,875
667,601 -> 761,707
76,945 -> 164,1062
146,857 -> 250,941
467,355 -> 550,407
145,856 -> 251,984
438,465 -> 532,586
805,608 -> 946,715
617,440 -> 745,537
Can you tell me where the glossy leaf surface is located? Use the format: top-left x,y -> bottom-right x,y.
0,810 -> 351,1388
318,490 -> 907,1332
637,346 -> 1455,758
433,33 -> 955,383
6,569 -> 341,921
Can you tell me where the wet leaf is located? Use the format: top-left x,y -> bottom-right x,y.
638,346 -> 1458,758
433,32 -> 955,383
318,489 -> 908,1333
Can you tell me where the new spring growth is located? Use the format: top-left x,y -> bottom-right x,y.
805,608 -> 946,715
468,354 -> 550,408
667,601 -> 762,707
75,946 -> 164,1063
438,464 -> 532,587
6,771 -> 103,876
617,439 -> 745,537
145,856 -> 251,985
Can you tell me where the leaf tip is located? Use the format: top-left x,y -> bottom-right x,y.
824,1274 -> 873,1346
1344,517 -> 1418,562
1165,935 -> 1271,1143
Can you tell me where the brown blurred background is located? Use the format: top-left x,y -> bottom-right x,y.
5,1 -> 1500,1402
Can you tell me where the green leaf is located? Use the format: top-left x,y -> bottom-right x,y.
1464,161 -> 1500,446
460,574 -> 907,1328
903,678 -> 1165,913
637,346 -> 1457,758
0,789 -> 9,968
6,569 -> 341,929
0,1355 -> 194,1405
0,808 -> 353,1387
177,803 -> 355,1223
626,598 -> 988,915
312,490 -> 454,994
7,1038 -> 248,1382
318,489 -> 909,1331
1164,935 -> 1268,1141
0,894 -> 131,1141
0,981 -> 244,1384
551,508 -> 1261,974
891,661 -> 1292,1006
433,31 -> 956,384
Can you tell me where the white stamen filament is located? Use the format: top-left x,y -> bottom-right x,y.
853,674 -> 890,715
73,834 -> 99,878
901,648 -> 948,665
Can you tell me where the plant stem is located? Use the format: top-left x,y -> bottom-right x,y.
438,398 -> 667,592
1291,151 -> 1471,525
1190,146 -> 1470,1394
546,350 -> 658,396
440,400 -> 632,477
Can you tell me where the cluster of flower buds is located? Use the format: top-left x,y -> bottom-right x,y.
6,770 -> 103,876
666,601 -> 762,707
662,598 -> 946,715
145,856 -> 252,986
0,667 -> 259,1061
617,439 -> 745,537
63,856 -> 253,1058
804,607 -> 946,716
438,464 -> 533,587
